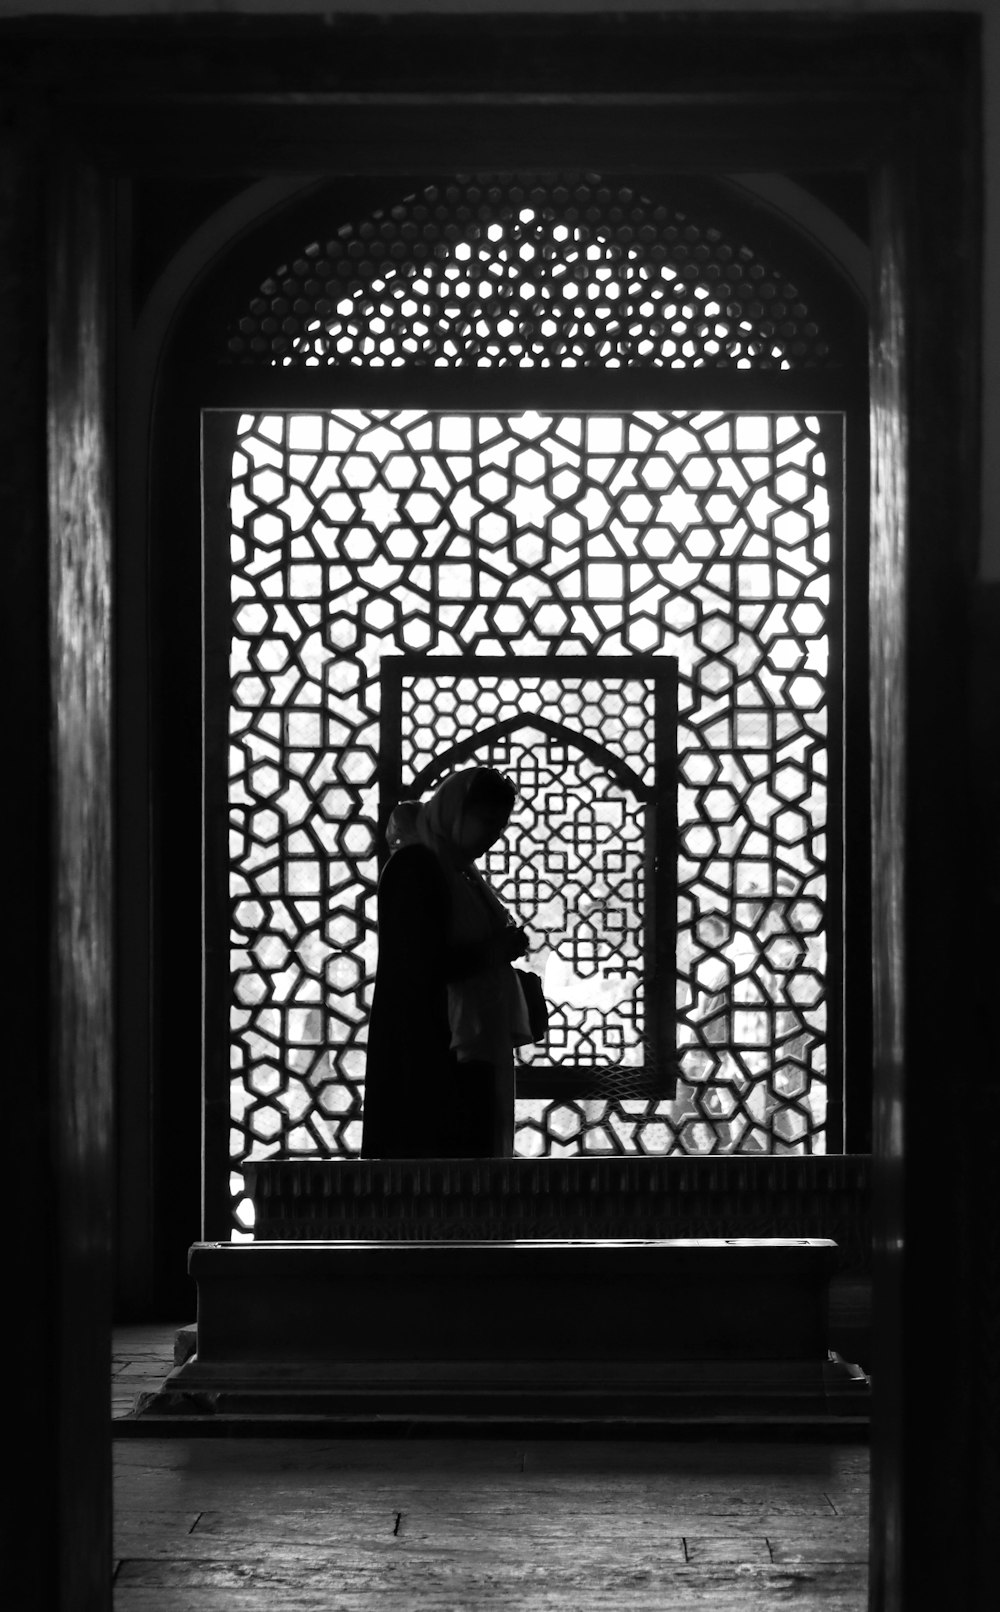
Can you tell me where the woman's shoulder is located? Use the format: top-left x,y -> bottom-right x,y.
377,843 -> 451,933
379,842 -> 447,892
382,841 -> 438,868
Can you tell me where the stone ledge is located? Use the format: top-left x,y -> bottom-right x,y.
246,1155 -> 872,1269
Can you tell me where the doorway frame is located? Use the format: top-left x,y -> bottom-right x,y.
9,13 -> 986,1611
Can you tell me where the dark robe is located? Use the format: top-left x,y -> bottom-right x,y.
361,844 -> 500,1157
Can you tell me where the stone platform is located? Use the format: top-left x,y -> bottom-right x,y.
143,1237 -> 869,1426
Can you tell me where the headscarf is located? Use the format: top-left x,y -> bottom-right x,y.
384,767 -> 530,1060
386,767 -> 514,942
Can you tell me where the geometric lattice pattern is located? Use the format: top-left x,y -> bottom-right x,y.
402,672 -> 656,785
223,407 -> 836,1228
226,176 -> 835,371
397,671 -> 657,1080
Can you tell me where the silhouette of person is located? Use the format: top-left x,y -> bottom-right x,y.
361,766 -> 530,1157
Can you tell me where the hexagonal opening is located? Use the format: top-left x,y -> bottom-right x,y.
680,751 -> 720,786
639,457 -> 675,491
789,601 -> 825,637
773,765 -> 807,802
341,454 -> 377,489
514,447 -> 547,484
696,612 -> 737,652
764,935 -> 805,972
252,468 -> 285,504
384,453 -> 419,490
249,1105 -> 283,1141
701,785 -> 742,825
250,511 -> 285,548
548,1104 -> 583,1141
252,931 -> 290,969
236,603 -> 270,634
318,1083 -> 355,1116
254,639 -> 290,673
772,1061 -> 810,1099
789,899 -> 824,933
774,807 -> 810,844
788,673 -> 824,710
249,763 -> 281,798
681,823 -> 720,857
772,509 -> 810,546
774,468 -> 808,503
697,658 -> 734,695
251,809 -> 281,842
787,972 -> 825,1007
249,1063 -> 284,1098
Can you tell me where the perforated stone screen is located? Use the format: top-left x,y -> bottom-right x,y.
226,176 -> 836,370
215,405 -> 839,1232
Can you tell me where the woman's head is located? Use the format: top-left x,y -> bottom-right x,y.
457,768 -> 516,862
464,767 -> 516,819
421,766 -> 516,864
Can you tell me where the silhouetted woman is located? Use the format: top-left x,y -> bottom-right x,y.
361,766 -> 530,1158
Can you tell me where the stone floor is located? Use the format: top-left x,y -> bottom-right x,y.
112,1322 -> 192,1421
112,1324 -> 869,1610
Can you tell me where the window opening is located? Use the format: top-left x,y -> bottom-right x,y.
379,654 -> 678,1104
209,402 -> 840,1235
